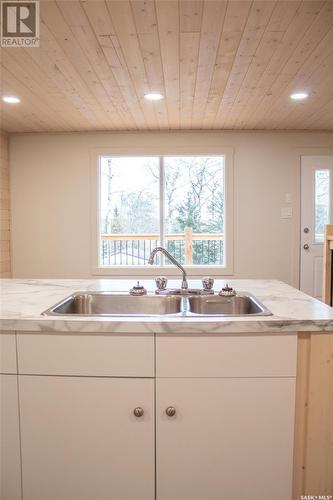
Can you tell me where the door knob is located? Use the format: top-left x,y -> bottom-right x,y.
165,406 -> 176,417
133,407 -> 144,418
303,244 -> 310,250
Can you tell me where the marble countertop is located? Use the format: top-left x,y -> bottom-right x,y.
1,278 -> 333,334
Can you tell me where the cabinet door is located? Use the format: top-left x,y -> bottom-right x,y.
19,376 -> 154,500
157,378 -> 295,500
0,375 -> 22,500
0,334 -> 17,374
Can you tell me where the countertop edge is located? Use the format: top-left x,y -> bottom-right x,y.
1,318 -> 333,334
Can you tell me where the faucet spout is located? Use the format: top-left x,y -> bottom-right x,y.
148,246 -> 188,290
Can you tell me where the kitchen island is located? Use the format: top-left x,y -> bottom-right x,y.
1,278 -> 333,333
1,279 -> 332,500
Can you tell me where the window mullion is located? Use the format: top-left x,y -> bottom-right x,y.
159,156 -> 165,266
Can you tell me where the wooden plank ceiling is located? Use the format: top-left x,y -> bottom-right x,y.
0,0 -> 333,132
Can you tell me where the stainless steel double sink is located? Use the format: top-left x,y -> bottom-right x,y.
42,292 -> 272,317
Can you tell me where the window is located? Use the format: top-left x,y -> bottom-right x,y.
94,153 -> 233,275
315,169 -> 330,243
100,157 -> 160,265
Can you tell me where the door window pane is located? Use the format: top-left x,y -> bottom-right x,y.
315,169 -> 330,243
164,156 -> 225,265
99,157 -> 159,266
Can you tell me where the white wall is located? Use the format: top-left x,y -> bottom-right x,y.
10,131 -> 333,286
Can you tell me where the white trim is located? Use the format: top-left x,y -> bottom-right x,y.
159,156 -> 165,264
90,149 -> 234,277
90,151 -> 100,273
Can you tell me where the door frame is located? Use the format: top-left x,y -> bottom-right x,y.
300,155 -> 333,297
293,148 -> 333,290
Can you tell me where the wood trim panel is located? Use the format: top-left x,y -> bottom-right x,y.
0,131 -> 11,277
305,334 -> 333,495
293,333 -> 333,499
323,224 -> 333,305
293,333 -> 311,499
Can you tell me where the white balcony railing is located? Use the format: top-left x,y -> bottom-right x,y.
100,228 -> 224,266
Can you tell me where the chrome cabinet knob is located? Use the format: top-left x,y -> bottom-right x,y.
133,407 -> 144,418
165,406 -> 176,417
303,244 -> 310,250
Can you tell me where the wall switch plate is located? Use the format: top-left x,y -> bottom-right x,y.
285,193 -> 292,203
281,206 -> 293,219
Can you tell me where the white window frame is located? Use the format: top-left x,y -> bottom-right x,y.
90,147 -> 234,277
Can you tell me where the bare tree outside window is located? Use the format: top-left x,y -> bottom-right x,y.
164,156 -> 224,265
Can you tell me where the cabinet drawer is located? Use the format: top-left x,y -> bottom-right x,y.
0,333 -> 17,374
156,334 -> 297,377
17,333 -> 154,377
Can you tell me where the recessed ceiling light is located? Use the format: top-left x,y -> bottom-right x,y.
290,92 -> 308,100
2,96 -> 20,104
144,93 -> 164,101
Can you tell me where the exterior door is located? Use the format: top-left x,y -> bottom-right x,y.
156,378 -> 295,500
19,376 -> 154,500
300,156 -> 333,298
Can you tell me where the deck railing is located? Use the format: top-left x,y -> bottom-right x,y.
100,228 -> 224,266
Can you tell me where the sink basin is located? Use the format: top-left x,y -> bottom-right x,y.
188,293 -> 271,316
42,292 -> 182,316
42,291 -> 271,317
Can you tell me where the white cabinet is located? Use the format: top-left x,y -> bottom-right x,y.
17,332 -> 155,500
12,331 -> 296,500
155,334 -> 297,378
156,334 -> 297,500
156,377 -> 295,500
0,374 -> 22,500
0,333 -> 17,374
17,333 -> 154,377
19,375 -> 154,500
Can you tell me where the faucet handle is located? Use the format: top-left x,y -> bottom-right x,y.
129,281 -> 147,296
155,276 -> 168,291
202,276 -> 214,291
219,283 -> 236,297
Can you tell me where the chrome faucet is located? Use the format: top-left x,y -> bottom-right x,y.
148,247 -> 188,290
